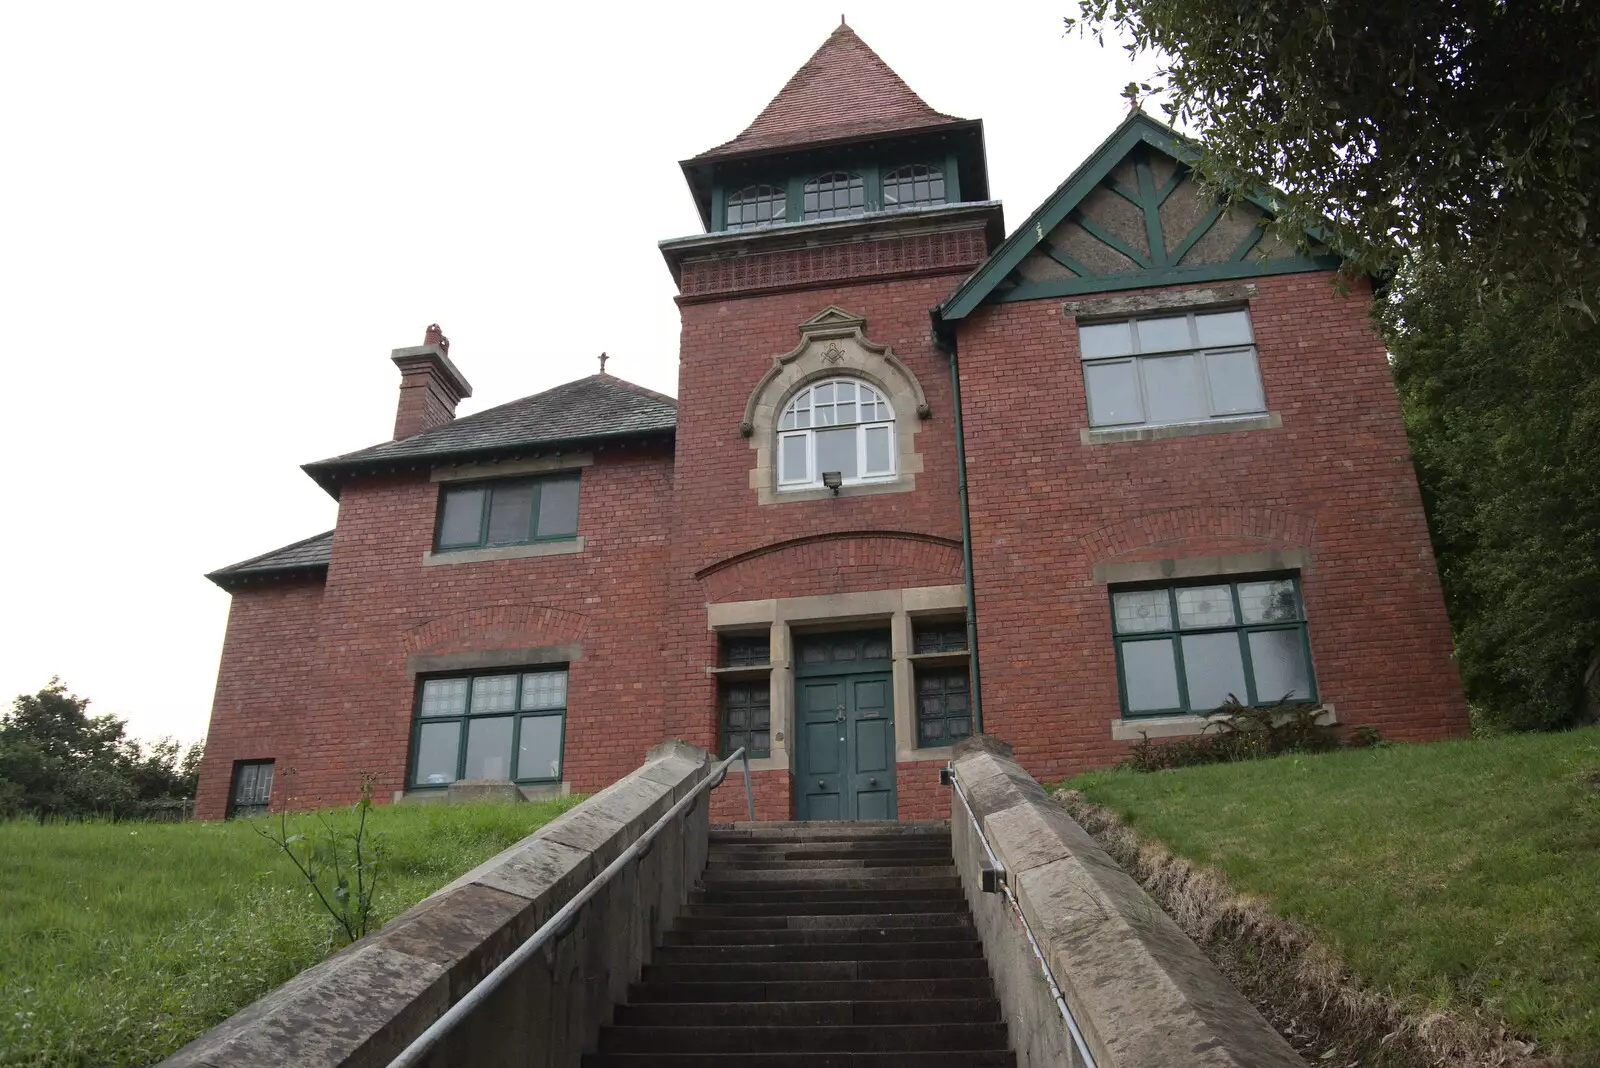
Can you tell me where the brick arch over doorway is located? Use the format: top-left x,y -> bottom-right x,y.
403,604 -> 591,657
696,531 -> 963,603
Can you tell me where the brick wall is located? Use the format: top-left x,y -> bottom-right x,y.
195,579 -> 326,819
195,442 -> 677,815
954,272 -> 1469,782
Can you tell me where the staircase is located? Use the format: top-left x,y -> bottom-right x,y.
584,820 -> 1016,1067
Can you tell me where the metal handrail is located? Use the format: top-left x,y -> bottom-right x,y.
947,762 -> 1099,1068
386,746 -> 753,1068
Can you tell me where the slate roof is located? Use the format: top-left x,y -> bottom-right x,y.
302,374 -> 677,494
206,530 -> 334,589
692,23 -> 967,161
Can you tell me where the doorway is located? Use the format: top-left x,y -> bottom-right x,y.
794,630 -> 897,820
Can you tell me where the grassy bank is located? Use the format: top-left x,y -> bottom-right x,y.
0,796 -> 580,1068
1067,728 -> 1600,1065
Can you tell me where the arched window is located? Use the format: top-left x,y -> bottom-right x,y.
803,172 -> 865,220
726,184 -> 787,230
882,164 -> 945,209
777,378 -> 895,488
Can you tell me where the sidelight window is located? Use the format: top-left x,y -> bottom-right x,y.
1111,575 -> 1315,717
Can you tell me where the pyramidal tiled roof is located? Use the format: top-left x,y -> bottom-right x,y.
302,374 -> 677,492
693,23 -> 966,161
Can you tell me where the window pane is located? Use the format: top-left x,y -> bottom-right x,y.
517,715 -> 564,780
1136,315 -> 1192,352
485,482 -> 535,545
420,677 -> 469,717
1195,309 -> 1252,347
471,675 -> 517,713
1079,321 -> 1134,358
536,477 -> 580,538
414,722 -> 460,785
1204,349 -> 1266,415
1175,585 -> 1236,629
1142,354 -> 1209,424
1113,589 -> 1172,633
815,427 -> 858,480
864,425 -> 893,474
1239,580 -> 1301,623
1181,632 -> 1249,711
463,716 -> 514,780
1121,639 -> 1181,712
1085,360 -> 1141,426
1249,629 -> 1311,701
521,671 -> 567,710
779,433 -> 808,483
438,487 -> 485,547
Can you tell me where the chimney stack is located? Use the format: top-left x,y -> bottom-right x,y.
390,324 -> 473,440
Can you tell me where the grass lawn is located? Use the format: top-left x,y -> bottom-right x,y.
1067,727 -> 1600,1065
0,796 -> 581,1068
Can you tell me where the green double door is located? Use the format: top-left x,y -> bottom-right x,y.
795,631 -> 897,821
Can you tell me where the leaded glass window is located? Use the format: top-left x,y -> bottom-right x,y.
776,377 -> 895,489
411,670 -> 567,786
227,760 -> 274,818
882,164 -> 945,209
721,634 -> 771,668
917,668 -> 972,747
803,171 -> 865,219
1079,309 -> 1266,429
726,184 -> 787,230
721,680 -> 771,758
1110,575 -> 1314,717
913,620 -> 968,654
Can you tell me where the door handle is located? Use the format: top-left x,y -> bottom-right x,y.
817,780 -> 826,788
869,777 -> 877,786
836,706 -> 845,722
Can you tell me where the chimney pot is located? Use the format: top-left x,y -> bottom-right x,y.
423,323 -> 450,353
390,327 -> 472,440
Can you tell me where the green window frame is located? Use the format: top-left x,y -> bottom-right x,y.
409,669 -> 568,787
434,474 -> 580,552
720,679 -> 771,759
227,759 -> 274,818
714,158 -> 954,232
917,667 -> 973,747
1110,574 -> 1316,718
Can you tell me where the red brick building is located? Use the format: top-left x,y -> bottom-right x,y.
197,25 -> 1468,822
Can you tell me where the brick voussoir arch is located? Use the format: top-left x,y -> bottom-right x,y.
1080,506 -> 1317,562
697,531 -> 964,603
404,605 -> 591,657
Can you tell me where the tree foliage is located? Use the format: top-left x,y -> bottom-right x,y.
1385,260 -> 1600,730
0,678 -> 204,819
1068,0 -> 1600,296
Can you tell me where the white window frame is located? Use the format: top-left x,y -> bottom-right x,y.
776,377 -> 897,491
1079,308 -> 1266,429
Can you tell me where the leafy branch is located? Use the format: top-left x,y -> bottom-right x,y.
251,771 -> 380,944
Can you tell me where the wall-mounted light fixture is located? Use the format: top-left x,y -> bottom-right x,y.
821,470 -> 843,495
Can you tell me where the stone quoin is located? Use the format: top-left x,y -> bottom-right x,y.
196,23 -> 1468,822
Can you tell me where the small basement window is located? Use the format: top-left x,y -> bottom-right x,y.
435,474 -> 580,552
227,760 -> 274,818
411,669 -> 567,786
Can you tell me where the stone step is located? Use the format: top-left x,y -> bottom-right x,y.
653,940 -> 983,964
596,1022 -> 1010,1054
708,841 -> 952,859
684,895 -> 964,915
613,997 -> 1001,1027
706,855 -> 953,871
584,1052 -> 1015,1068
625,977 -> 996,1004
673,911 -> 971,931
663,924 -> 976,946
711,820 -> 950,841
641,958 -> 989,983
699,870 -> 959,889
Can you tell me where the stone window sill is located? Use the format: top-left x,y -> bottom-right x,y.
901,744 -> 955,763
421,537 -> 585,566
768,478 -> 914,504
1111,704 -> 1337,741
1081,412 -> 1282,446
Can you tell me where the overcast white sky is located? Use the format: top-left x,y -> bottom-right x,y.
0,2 -> 1157,745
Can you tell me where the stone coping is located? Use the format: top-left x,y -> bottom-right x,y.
163,739 -> 712,1068
949,734 -> 1301,1068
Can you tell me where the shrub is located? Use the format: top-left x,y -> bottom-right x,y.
1123,697 -> 1348,772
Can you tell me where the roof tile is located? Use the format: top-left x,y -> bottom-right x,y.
207,530 -> 333,586
694,24 -> 965,161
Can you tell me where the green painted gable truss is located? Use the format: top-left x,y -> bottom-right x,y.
937,112 -> 1338,322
